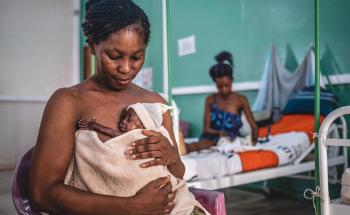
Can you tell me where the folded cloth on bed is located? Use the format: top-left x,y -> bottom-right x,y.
65,129 -> 208,214
182,150 -> 242,181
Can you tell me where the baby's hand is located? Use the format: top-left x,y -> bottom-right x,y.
78,118 -> 95,130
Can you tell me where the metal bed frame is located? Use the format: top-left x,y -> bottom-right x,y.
319,106 -> 350,215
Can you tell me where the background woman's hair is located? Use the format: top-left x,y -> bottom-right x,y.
83,0 -> 151,45
209,51 -> 234,81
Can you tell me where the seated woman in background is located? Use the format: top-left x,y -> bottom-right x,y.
186,51 -> 258,153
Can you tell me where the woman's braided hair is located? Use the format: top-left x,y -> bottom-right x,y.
209,51 -> 234,81
82,0 -> 150,45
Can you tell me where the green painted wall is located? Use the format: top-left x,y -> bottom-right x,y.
166,0 -> 350,137
81,0 -> 350,137
133,0 -> 164,92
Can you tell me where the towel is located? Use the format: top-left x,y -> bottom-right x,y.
65,129 -> 208,214
65,129 -> 177,195
65,102 -> 209,214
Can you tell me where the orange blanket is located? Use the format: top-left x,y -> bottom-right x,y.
238,150 -> 279,172
258,114 -> 324,142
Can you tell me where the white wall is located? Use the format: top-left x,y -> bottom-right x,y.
0,0 -> 79,168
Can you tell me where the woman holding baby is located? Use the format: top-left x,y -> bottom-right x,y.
29,1 -> 192,214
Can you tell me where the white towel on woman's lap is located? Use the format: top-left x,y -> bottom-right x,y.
65,129 -> 208,215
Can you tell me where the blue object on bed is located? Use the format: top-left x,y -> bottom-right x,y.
283,86 -> 338,116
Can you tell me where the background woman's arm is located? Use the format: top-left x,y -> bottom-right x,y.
240,95 -> 258,144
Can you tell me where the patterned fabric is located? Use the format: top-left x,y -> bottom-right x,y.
190,206 -> 206,215
200,98 -> 242,142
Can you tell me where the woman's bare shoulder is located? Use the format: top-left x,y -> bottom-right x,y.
236,93 -> 247,101
50,80 -> 96,101
235,93 -> 250,107
45,81 -> 94,113
51,83 -> 86,99
205,94 -> 215,104
43,88 -> 79,119
130,84 -> 167,104
148,92 -> 167,104
49,87 -> 78,103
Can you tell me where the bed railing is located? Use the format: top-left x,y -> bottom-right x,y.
318,106 -> 350,215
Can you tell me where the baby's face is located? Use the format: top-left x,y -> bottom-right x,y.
119,109 -> 144,132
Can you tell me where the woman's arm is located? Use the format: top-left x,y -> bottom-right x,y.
240,95 -> 258,144
161,108 -> 186,178
29,89 -> 174,215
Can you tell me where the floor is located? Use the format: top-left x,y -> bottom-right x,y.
222,188 -> 314,215
0,171 -> 16,215
1,170 -> 314,215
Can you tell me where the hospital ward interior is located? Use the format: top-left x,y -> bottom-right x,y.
1,0 -> 350,214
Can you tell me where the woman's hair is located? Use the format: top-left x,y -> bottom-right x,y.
209,51 -> 234,81
83,0 -> 151,45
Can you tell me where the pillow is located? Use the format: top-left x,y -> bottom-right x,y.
253,110 -> 273,127
253,110 -> 271,122
283,87 -> 337,116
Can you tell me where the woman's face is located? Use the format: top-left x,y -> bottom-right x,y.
215,76 -> 233,97
94,26 -> 146,90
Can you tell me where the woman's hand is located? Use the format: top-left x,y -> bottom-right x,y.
219,131 -> 229,138
130,176 -> 175,215
128,130 -> 179,168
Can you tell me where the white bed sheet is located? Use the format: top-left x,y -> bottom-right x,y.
181,132 -> 310,181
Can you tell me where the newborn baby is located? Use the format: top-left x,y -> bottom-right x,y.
78,106 -> 145,137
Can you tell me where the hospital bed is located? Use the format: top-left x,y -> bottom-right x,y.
181,113 -> 348,191
318,106 -> 350,215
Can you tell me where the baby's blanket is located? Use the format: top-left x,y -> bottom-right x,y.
65,129 -> 208,215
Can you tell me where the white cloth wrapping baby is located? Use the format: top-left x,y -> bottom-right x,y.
64,128 -> 208,214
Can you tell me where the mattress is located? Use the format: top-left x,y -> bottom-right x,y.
258,114 -> 324,142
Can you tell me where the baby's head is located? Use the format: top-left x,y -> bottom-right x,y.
120,103 -> 172,132
119,109 -> 144,132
